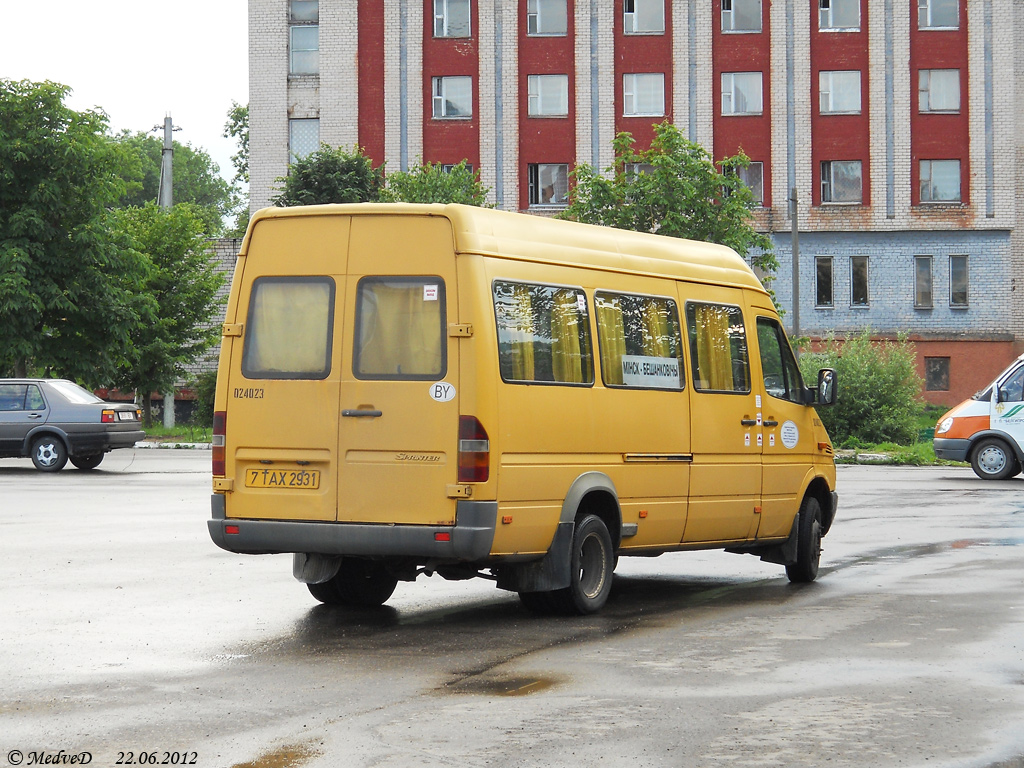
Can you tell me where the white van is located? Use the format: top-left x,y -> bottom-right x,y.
934,353 -> 1024,480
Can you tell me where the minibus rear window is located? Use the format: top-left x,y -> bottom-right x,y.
493,281 -> 594,386
595,292 -> 684,390
685,301 -> 751,394
354,277 -> 446,380
242,277 -> 335,380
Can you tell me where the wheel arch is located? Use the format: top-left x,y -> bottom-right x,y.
22,427 -> 70,457
967,430 -> 1023,465
559,472 -> 622,550
802,474 -> 837,536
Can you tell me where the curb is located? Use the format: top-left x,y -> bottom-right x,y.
136,442 -> 211,450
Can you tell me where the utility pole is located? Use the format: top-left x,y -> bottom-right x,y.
790,187 -> 801,345
156,115 -> 180,428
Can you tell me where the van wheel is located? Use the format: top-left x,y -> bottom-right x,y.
786,496 -> 822,584
970,437 -> 1018,481
70,454 -> 104,470
550,514 -> 615,615
307,559 -> 398,607
31,435 -> 68,472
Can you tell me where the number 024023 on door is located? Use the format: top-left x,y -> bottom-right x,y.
245,468 -> 321,489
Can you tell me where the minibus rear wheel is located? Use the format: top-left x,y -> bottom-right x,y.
306,558 -> 398,607
970,437 -> 1019,481
552,514 -> 615,615
785,496 -> 822,584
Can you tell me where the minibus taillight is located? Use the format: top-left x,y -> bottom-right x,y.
458,416 -> 490,483
212,410 -> 227,477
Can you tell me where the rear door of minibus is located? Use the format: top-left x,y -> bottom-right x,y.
336,214 -> 462,526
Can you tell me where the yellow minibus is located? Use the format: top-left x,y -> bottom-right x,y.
208,203 -> 838,614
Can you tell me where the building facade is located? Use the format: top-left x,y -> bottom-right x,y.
249,0 -> 1024,406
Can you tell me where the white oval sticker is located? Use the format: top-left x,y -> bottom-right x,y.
781,420 -> 800,449
429,382 -> 456,402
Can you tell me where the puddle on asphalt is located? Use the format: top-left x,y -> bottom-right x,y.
444,675 -> 559,697
230,742 -> 320,768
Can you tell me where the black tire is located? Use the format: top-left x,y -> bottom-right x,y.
70,454 -> 104,471
307,559 -> 398,607
30,435 -> 68,472
786,496 -> 822,584
548,514 -> 615,615
970,437 -> 1018,481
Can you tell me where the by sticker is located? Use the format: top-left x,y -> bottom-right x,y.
430,382 -> 456,402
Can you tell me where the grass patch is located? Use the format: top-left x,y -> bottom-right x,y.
142,423 -> 213,443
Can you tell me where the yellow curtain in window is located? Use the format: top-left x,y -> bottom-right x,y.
596,297 -> 626,385
693,304 -> 733,391
358,283 -> 442,376
641,300 -> 673,358
508,285 -> 536,381
551,291 -> 584,383
249,281 -> 331,373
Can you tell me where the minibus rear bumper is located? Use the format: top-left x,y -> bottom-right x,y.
208,495 -> 497,562
933,437 -> 970,462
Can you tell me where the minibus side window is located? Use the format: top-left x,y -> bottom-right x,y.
685,301 -> 750,393
493,281 -> 594,386
756,317 -> 805,402
242,276 -> 335,380
595,291 -> 684,390
354,277 -> 446,380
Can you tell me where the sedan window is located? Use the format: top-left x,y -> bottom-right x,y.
0,384 -> 29,411
26,385 -> 45,410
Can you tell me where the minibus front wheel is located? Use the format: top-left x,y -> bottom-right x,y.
785,496 -> 822,584
970,437 -> 1020,481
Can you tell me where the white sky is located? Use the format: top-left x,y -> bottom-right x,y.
0,0 -> 248,189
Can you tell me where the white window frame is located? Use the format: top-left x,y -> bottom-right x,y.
819,70 -> 862,114
527,0 -> 568,36
851,255 -> 870,307
815,255 -> 834,308
918,0 -> 959,29
949,254 -> 969,307
289,0 -> 318,22
738,162 -> 764,205
432,76 -> 473,119
818,0 -> 860,31
721,0 -> 762,33
914,255 -> 933,308
820,160 -> 863,204
919,69 -> 960,113
289,118 -> 320,165
528,75 -> 570,117
919,159 -> 961,203
623,73 -> 665,117
721,72 -> 763,116
289,25 -> 319,75
624,0 -> 665,34
528,164 -> 569,207
434,0 -> 471,38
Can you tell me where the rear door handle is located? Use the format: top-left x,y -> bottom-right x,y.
342,409 -> 383,418
763,420 -> 779,427
740,419 -> 758,426
28,413 -> 43,420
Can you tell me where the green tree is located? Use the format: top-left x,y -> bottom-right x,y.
799,330 -> 924,446
223,102 -> 251,236
561,122 -> 778,281
381,159 -> 491,206
273,144 -> 382,206
108,203 -> 226,425
0,79 -> 152,382
113,131 -> 240,235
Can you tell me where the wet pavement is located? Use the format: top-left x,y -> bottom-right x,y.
1,453 -> 1023,767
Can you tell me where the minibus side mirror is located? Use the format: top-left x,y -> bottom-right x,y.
816,368 -> 837,406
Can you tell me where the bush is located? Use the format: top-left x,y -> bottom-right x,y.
799,330 -> 924,446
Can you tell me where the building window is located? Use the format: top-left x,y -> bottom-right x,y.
623,73 -> 665,117
440,163 -> 473,173
815,256 -> 834,308
919,69 -> 960,113
290,0 -> 318,21
925,357 -> 950,391
819,70 -> 861,114
432,76 -> 473,118
528,163 -> 569,206
724,161 -> 764,205
289,25 -> 319,75
722,0 -> 761,32
949,255 -> 969,307
721,72 -> 763,115
920,159 -> 961,203
434,0 -> 471,38
851,255 -> 869,306
624,0 -> 665,34
528,0 -> 568,35
918,0 -> 958,29
528,75 -> 569,117
914,255 -> 933,308
821,160 -> 862,203
818,0 -> 859,31
289,118 -> 320,164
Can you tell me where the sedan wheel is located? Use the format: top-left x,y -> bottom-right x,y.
31,436 -> 69,472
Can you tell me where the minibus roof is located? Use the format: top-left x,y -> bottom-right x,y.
243,203 -> 770,295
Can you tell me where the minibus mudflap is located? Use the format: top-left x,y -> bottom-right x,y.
208,496 -> 496,561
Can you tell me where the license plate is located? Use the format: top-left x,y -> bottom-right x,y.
245,468 -> 321,489
117,411 -> 135,421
